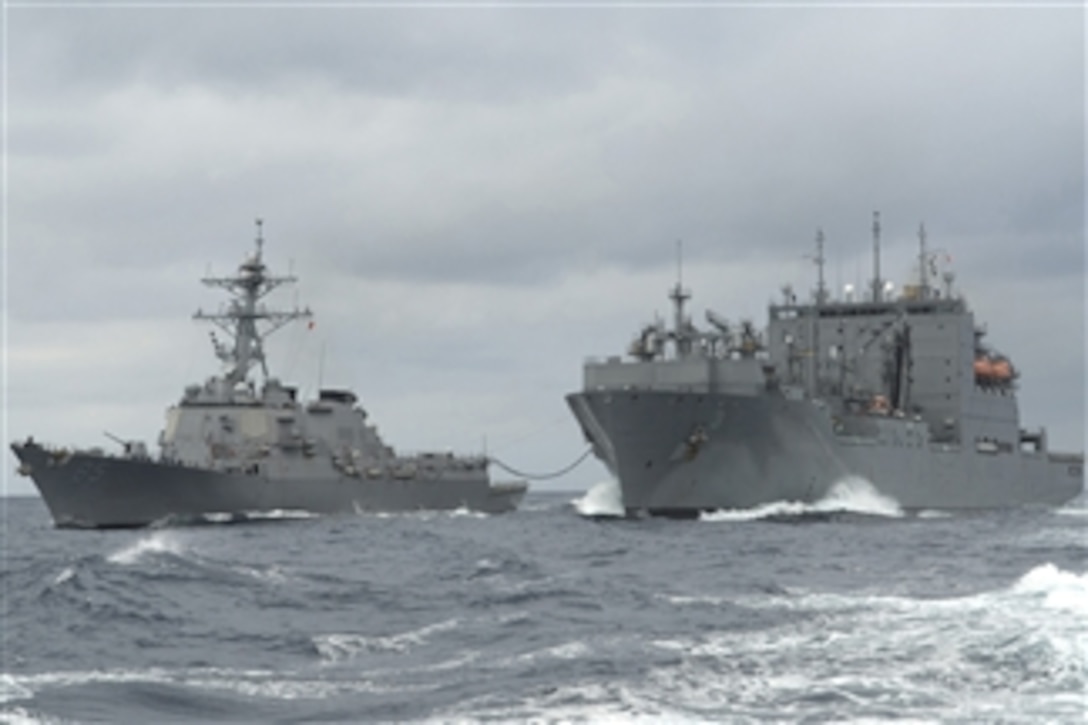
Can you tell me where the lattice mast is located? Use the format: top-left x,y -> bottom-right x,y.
193,220 -> 312,385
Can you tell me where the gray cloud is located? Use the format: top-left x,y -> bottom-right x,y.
13,8 -> 652,99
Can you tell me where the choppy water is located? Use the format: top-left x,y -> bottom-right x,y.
2,482 -> 1085,723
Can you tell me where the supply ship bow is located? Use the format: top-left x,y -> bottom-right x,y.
567,216 -> 1083,516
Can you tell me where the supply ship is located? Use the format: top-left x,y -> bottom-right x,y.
13,223 -> 527,528
567,214 -> 1083,516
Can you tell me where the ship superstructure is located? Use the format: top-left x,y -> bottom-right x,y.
14,223 -> 526,528
568,215 -> 1083,515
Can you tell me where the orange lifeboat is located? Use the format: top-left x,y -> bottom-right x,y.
973,357 -> 995,378
991,358 -> 1013,381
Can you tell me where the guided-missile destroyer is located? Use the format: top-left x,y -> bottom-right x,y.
13,223 -> 527,528
567,215 -> 1083,516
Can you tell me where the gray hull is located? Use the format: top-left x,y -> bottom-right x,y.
13,442 -> 527,529
568,390 -> 1084,515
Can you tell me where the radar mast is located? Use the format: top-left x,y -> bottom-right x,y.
668,239 -> 692,357
193,220 -> 312,385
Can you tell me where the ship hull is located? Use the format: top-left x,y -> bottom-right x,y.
567,390 -> 1083,515
12,442 -> 527,529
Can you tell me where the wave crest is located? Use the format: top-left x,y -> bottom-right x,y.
1013,563 -> 1088,615
701,476 -> 902,522
106,532 -> 186,565
313,619 -> 462,663
571,479 -> 625,518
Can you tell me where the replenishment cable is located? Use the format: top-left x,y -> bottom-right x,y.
488,447 -> 594,481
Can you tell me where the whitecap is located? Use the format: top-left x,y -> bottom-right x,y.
1012,563 -> 1088,616
182,672 -> 418,699
14,667 -> 177,692
106,531 -> 185,565
7,666 -> 427,705
658,593 -> 731,607
313,619 -> 461,663
433,679 -> 705,724
50,567 -> 75,586
813,476 -> 902,517
473,558 -> 499,575
447,505 -> 487,518
232,564 -> 287,583
572,479 -> 625,518
676,565 -> 1088,719
241,509 -> 319,521
200,512 -> 236,523
700,476 -> 902,522
508,640 -> 591,664
701,500 -> 811,522
0,675 -> 33,705
0,705 -> 55,725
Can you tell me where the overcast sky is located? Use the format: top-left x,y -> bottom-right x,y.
3,3 -> 1084,498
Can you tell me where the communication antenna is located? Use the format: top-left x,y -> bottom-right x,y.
676,238 -> 683,288
835,251 -> 842,303
668,239 -> 691,350
871,210 -> 882,303
917,222 -> 928,298
814,228 -> 828,305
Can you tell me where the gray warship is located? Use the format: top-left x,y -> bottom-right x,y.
13,223 -> 527,528
568,214 -> 1083,516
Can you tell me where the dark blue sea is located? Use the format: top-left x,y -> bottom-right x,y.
2,482 -> 1085,723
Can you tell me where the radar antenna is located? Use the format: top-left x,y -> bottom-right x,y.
192,220 -> 313,385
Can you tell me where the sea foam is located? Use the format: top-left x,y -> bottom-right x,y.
106,532 -> 186,565
701,476 -> 902,522
572,479 -> 625,518
1013,563 -> 1088,616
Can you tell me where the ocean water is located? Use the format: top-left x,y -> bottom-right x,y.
2,482 -> 1085,723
